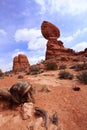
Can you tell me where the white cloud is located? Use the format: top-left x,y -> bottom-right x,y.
28,37 -> 46,50
14,28 -> 42,42
60,36 -> 73,44
12,49 -> 25,58
0,29 -> 7,36
35,0 -> 45,13
60,27 -> 87,45
14,28 -> 47,66
14,28 -> 47,50
72,42 -> 87,51
34,0 -> 87,15
73,27 -> 87,37
29,56 -> 45,65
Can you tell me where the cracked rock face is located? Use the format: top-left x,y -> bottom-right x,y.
41,21 -> 60,40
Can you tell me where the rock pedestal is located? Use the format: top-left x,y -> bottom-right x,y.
41,21 -> 87,62
41,21 -> 75,61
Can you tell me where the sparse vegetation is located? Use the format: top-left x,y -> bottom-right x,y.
30,65 -> 40,75
77,71 -> 87,84
75,63 -> 87,71
59,64 -> 66,70
46,62 -> 58,70
18,75 -> 24,79
72,86 -> 80,91
59,70 -> 74,79
39,85 -> 51,92
70,63 -> 87,71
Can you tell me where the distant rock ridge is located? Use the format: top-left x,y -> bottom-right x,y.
41,21 -> 87,61
13,54 -> 30,71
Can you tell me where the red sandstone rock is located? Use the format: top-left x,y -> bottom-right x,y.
45,39 -> 66,60
13,54 -> 30,71
41,21 -> 60,40
45,37 -> 87,61
41,21 -> 87,62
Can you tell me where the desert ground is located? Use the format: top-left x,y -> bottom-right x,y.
0,68 -> 87,130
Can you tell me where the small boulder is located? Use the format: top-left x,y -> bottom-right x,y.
21,102 -> 34,120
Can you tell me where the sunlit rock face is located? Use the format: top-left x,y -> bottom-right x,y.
41,21 -> 87,62
13,54 -> 30,71
41,21 -> 60,40
41,21 -> 73,60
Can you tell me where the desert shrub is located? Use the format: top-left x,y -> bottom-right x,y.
59,64 -> 66,70
26,71 -> 31,75
59,70 -> 74,79
18,75 -> 24,79
69,65 -> 76,69
46,62 -> 58,70
70,63 -> 87,71
0,69 -> 4,77
75,64 -> 84,71
39,85 -> 51,93
72,86 -> 80,91
30,65 -> 40,75
76,63 -> 87,71
76,71 -> 87,84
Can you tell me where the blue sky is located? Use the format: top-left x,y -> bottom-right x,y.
0,0 -> 87,72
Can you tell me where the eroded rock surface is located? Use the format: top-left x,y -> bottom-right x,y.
13,54 -> 30,71
41,21 -> 60,40
41,21 -> 87,62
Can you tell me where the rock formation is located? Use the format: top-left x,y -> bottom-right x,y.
13,54 -> 30,71
41,21 -> 60,39
41,21 -> 87,62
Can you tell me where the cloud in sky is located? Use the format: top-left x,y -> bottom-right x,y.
72,42 -> 87,51
12,49 -> 25,58
0,29 -> 7,36
14,28 -> 47,66
35,0 -> 87,15
0,0 -> 87,72
60,27 -> 87,47
14,28 -> 47,50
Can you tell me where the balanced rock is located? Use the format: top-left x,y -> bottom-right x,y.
13,54 -> 30,71
41,21 -> 60,40
41,21 -> 77,61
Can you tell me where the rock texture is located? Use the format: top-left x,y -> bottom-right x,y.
21,103 -> 34,120
41,21 -> 60,40
41,21 -> 87,62
13,54 -> 30,71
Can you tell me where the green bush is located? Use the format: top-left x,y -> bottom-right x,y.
59,70 -> 74,79
77,71 -> 87,84
46,62 -> 58,70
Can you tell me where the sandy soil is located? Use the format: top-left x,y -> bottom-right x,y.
0,69 -> 87,130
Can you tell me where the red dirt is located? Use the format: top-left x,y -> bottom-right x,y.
0,69 -> 87,130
